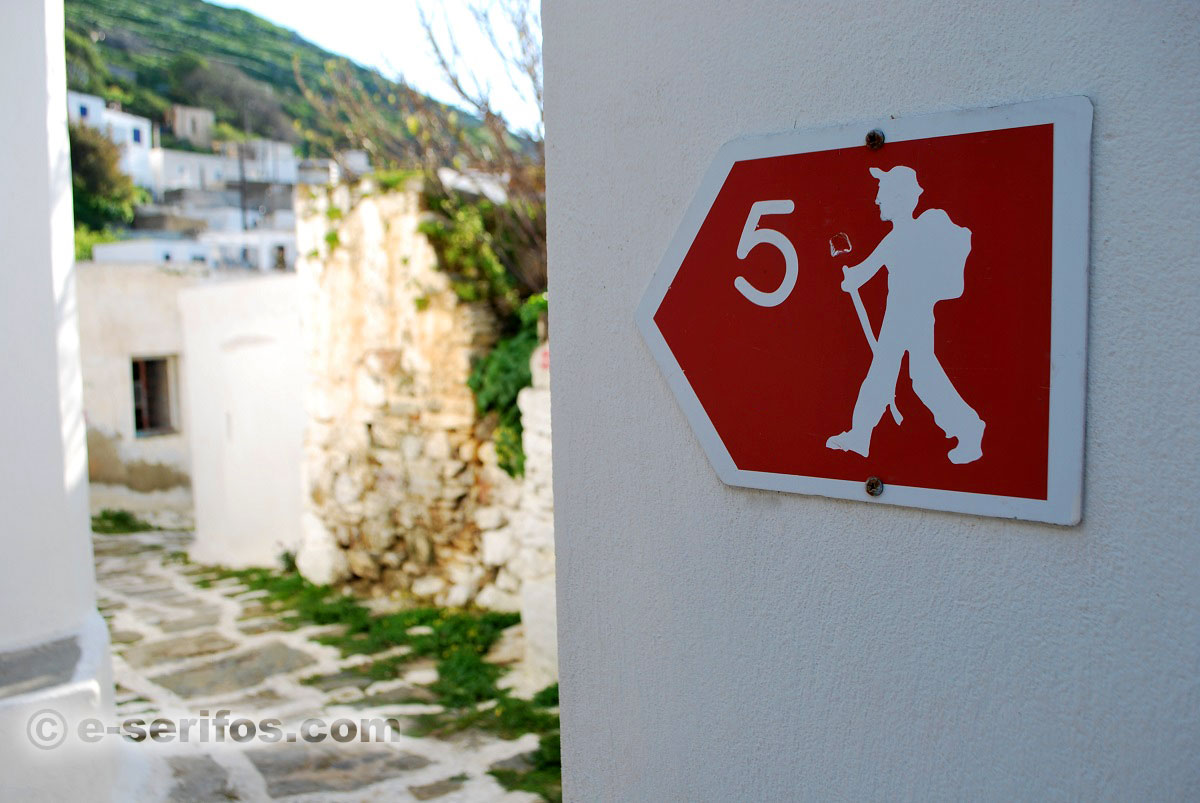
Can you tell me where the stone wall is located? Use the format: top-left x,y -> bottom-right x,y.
478,342 -> 558,686
294,183 -> 555,659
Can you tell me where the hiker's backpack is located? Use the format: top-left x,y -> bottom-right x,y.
916,208 -> 972,301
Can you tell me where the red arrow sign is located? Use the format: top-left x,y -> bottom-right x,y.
637,97 -> 1092,524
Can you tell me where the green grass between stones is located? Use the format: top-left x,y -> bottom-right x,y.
186,563 -> 561,801
91,508 -> 155,534
489,731 -> 562,803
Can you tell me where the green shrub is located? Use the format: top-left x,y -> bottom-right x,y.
418,192 -> 521,313
468,293 -> 546,476
69,122 -> 148,230
74,225 -> 122,261
277,549 -> 298,573
375,168 -> 420,192
91,509 -> 154,534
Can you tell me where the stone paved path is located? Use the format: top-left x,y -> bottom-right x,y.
94,530 -> 542,802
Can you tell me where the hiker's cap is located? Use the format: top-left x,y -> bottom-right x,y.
869,165 -> 923,196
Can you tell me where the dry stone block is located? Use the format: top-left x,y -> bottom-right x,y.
347,549 -> 381,580
475,584 -> 521,613
424,431 -> 452,460
360,517 -> 396,553
246,743 -> 429,797
475,506 -> 507,531
151,641 -> 315,698
296,513 -> 349,585
411,576 -> 445,598
121,631 -> 236,668
332,471 -> 364,507
482,529 -> 517,567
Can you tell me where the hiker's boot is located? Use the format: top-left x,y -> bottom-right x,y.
948,418 -> 985,464
826,429 -> 871,457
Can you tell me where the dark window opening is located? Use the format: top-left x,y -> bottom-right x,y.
132,358 -> 174,436
79,105 -> 88,118
132,128 -> 142,144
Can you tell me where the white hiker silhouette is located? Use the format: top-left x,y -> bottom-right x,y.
826,165 -> 985,464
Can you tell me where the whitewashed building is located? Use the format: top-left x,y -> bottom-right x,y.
92,237 -> 213,265
76,262 -> 204,522
67,90 -> 154,189
198,228 -> 296,271
298,158 -> 340,185
67,101 -> 299,201
339,149 -> 371,177
151,148 -> 236,193
298,151 -> 371,186
91,230 -> 296,272
219,139 -> 299,185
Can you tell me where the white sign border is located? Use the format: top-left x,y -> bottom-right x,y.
635,96 -> 1092,525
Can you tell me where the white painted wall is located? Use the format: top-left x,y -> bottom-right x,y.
0,0 -> 98,652
180,274 -> 305,568
68,91 -> 107,127
67,90 -> 154,188
77,262 -> 207,484
299,160 -> 339,186
1,2 -> 115,797
545,1 -> 1200,799
154,148 -> 239,194
218,139 -> 299,184
91,233 -> 295,271
200,228 -> 296,271
91,238 -> 213,265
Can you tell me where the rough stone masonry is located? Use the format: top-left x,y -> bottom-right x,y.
293,181 -> 556,686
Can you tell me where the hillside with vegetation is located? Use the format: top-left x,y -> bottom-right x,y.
66,0 -> 548,474
64,0 -> 466,155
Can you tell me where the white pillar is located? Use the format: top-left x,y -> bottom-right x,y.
546,1 -> 1200,799
0,1 -> 115,798
0,0 -> 96,650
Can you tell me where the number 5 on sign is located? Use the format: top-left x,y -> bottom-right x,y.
734,200 -> 797,308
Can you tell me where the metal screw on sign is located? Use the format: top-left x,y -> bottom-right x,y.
865,129 -> 885,150
865,476 -> 884,497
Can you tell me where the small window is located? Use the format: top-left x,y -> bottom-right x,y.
132,128 -> 142,144
79,105 -> 88,118
131,358 -> 176,436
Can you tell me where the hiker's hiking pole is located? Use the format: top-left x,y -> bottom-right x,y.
840,252 -> 902,424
